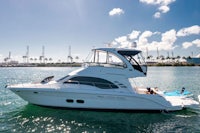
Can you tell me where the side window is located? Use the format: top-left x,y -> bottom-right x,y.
107,53 -> 125,67
64,76 -> 118,89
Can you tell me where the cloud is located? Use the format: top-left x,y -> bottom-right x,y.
114,36 -> 131,48
138,31 -> 154,46
115,36 -> 127,43
154,12 -> 161,18
128,30 -> 141,40
109,25 -> 199,51
109,8 -> 124,16
111,29 -> 177,51
139,0 -> 176,18
146,29 -> 177,51
159,5 -> 169,13
177,25 -> 200,37
136,30 -> 177,51
192,39 -> 200,47
139,0 -> 175,7
182,39 -> 200,49
182,42 -> 193,49
161,29 -> 177,45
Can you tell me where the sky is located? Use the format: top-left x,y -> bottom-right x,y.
0,0 -> 200,63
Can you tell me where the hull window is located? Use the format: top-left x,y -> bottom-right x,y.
76,100 -> 84,104
66,99 -> 74,103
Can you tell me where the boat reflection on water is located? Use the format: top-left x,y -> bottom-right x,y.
7,104 -> 200,132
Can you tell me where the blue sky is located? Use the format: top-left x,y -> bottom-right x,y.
0,0 -> 199,62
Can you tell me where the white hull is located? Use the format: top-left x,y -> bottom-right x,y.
10,87 -> 198,111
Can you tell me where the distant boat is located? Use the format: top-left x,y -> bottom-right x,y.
186,54 -> 200,65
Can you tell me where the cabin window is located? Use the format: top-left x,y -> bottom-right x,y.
64,76 -> 119,89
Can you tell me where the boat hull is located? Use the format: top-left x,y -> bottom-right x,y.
9,88 -> 187,111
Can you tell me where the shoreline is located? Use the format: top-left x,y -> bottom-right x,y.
0,62 -> 199,67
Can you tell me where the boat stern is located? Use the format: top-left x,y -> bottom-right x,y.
182,97 -> 200,109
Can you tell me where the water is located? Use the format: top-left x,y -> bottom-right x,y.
0,67 -> 200,132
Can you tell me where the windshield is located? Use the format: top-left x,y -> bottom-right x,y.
85,50 -> 126,68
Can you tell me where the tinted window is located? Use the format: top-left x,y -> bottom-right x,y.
64,76 -> 118,89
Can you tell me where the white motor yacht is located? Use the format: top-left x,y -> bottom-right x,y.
6,48 -> 199,111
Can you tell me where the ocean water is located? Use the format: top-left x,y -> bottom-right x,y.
0,67 -> 200,132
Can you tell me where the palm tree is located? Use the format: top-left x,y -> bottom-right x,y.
44,58 -> 48,63
34,58 -> 37,63
176,56 -> 181,63
147,55 -> 153,60
75,56 -> 79,62
159,55 -> 165,61
68,56 -> 73,63
58,59 -> 61,63
30,58 -> 33,63
49,58 -> 53,63
4,57 -> 8,63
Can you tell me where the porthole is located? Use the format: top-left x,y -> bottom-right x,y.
66,99 -> 74,103
76,100 -> 84,104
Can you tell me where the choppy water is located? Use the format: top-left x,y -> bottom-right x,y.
0,67 -> 200,132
